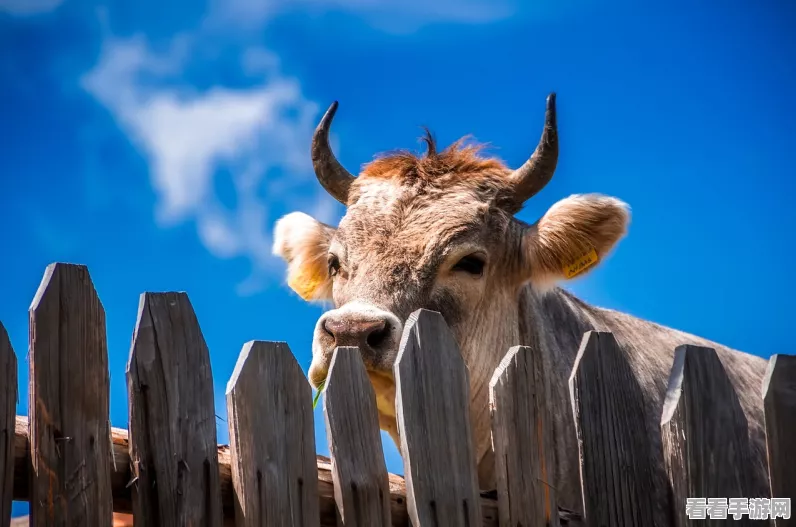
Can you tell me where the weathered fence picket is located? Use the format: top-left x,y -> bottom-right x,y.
226,341 -> 320,527
568,330 -> 656,526
28,263 -> 113,526
127,292 -> 223,526
762,354 -> 796,526
395,309 -> 482,526
0,322 -> 16,526
323,346 -> 391,526
489,345 -> 558,527
661,344 -> 761,527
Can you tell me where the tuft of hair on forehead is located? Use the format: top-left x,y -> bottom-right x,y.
359,131 -> 511,187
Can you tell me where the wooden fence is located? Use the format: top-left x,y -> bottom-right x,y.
0,262 -> 793,526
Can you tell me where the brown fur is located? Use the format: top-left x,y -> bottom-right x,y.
349,134 -> 520,211
359,134 -> 507,182
273,136 -> 769,526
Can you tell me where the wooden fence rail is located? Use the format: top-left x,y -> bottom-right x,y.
763,354 -> 796,514
1,262 -> 794,526
128,292 -> 224,526
226,340 -> 320,527
489,345 -> 557,526
29,264 -> 113,526
569,331 -> 656,526
322,346 -> 391,526
661,345 -> 761,527
395,310 -> 482,527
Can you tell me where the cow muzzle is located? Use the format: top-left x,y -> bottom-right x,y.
309,301 -> 403,389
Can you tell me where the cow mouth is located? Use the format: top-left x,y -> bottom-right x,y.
365,368 -> 396,409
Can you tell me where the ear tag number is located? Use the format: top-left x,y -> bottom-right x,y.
563,248 -> 599,278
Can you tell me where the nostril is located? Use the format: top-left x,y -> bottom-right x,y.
323,318 -> 341,339
366,321 -> 390,349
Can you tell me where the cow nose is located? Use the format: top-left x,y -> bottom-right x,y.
322,315 -> 390,351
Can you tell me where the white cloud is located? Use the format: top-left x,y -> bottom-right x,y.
0,0 -> 63,15
129,85 -> 303,222
82,35 -> 342,294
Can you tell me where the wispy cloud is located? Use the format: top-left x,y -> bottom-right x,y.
207,0 -> 515,32
0,0 -> 63,15
82,34 -> 341,294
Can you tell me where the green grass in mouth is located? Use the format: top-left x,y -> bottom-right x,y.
312,380 -> 325,409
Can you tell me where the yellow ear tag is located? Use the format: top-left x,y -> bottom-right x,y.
563,248 -> 599,279
288,266 -> 327,300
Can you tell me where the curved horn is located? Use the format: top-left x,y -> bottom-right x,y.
311,101 -> 356,205
507,93 -> 559,204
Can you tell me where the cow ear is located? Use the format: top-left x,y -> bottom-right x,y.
272,212 -> 336,301
522,194 -> 630,289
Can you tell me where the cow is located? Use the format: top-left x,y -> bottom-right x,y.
272,94 -> 771,525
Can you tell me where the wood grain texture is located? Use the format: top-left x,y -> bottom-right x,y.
126,292 -> 223,527
12,415 -> 501,526
489,345 -> 559,527
225,341 -> 320,527
394,309 -> 481,527
661,344 -> 757,527
0,322 -> 16,527
28,263 -> 113,527
568,331 -> 656,527
323,346 -> 391,526
762,353 -> 796,525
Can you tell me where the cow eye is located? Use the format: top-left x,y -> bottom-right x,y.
328,254 -> 341,277
452,255 -> 485,276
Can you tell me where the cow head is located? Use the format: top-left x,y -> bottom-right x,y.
272,95 -> 630,480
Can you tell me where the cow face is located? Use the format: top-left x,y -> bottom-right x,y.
272,95 -> 630,450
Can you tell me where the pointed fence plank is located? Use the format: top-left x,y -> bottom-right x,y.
661,345 -> 759,527
28,263 -> 113,526
323,346 -> 391,526
395,309 -> 481,527
762,354 -> 796,523
126,292 -> 223,527
568,331 -> 656,527
489,345 -> 559,527
1,323 -> 16,526
225,341 -> 320,527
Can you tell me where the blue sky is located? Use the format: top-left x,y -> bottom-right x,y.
1,0 -> 794,516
